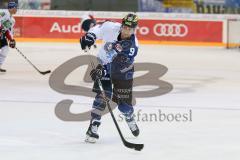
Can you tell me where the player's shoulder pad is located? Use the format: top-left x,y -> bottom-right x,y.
130,34 -> 139,48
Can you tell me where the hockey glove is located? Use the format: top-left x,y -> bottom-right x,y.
9,39 -> 16,48
90,64 -> 103,81
80,32 -> 96,50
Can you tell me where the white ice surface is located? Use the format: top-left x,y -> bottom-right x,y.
0,43 -> 240,160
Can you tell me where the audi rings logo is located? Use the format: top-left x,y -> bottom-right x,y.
153,23 -> 188,37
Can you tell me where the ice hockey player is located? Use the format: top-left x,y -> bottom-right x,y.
80,13 -> 139,143
0,1 -> 17,73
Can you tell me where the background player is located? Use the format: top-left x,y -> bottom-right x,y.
0,1 -> 17,72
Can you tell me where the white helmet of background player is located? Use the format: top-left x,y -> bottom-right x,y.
81,15 -> 96,32
120,13 -> 138,39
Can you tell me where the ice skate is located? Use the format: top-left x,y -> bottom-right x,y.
85,119 -> 101,143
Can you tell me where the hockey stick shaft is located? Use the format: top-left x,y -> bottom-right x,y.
15,47 -> 51,75
85,48 -> 144,151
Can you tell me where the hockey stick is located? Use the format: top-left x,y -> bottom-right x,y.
15,47 -> 51,75
85,48 -> 144,151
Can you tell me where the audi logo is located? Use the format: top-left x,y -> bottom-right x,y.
153,23 -> 188,37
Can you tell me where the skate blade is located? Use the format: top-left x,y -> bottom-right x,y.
85,135 -> 97,143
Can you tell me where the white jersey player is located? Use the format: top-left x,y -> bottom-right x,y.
0,1 -> 18,72
80,13 -> 139,143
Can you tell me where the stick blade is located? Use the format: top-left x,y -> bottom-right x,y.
134,144 -> 144,151
123,140 -> 144,151
40,70 -> 51,75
